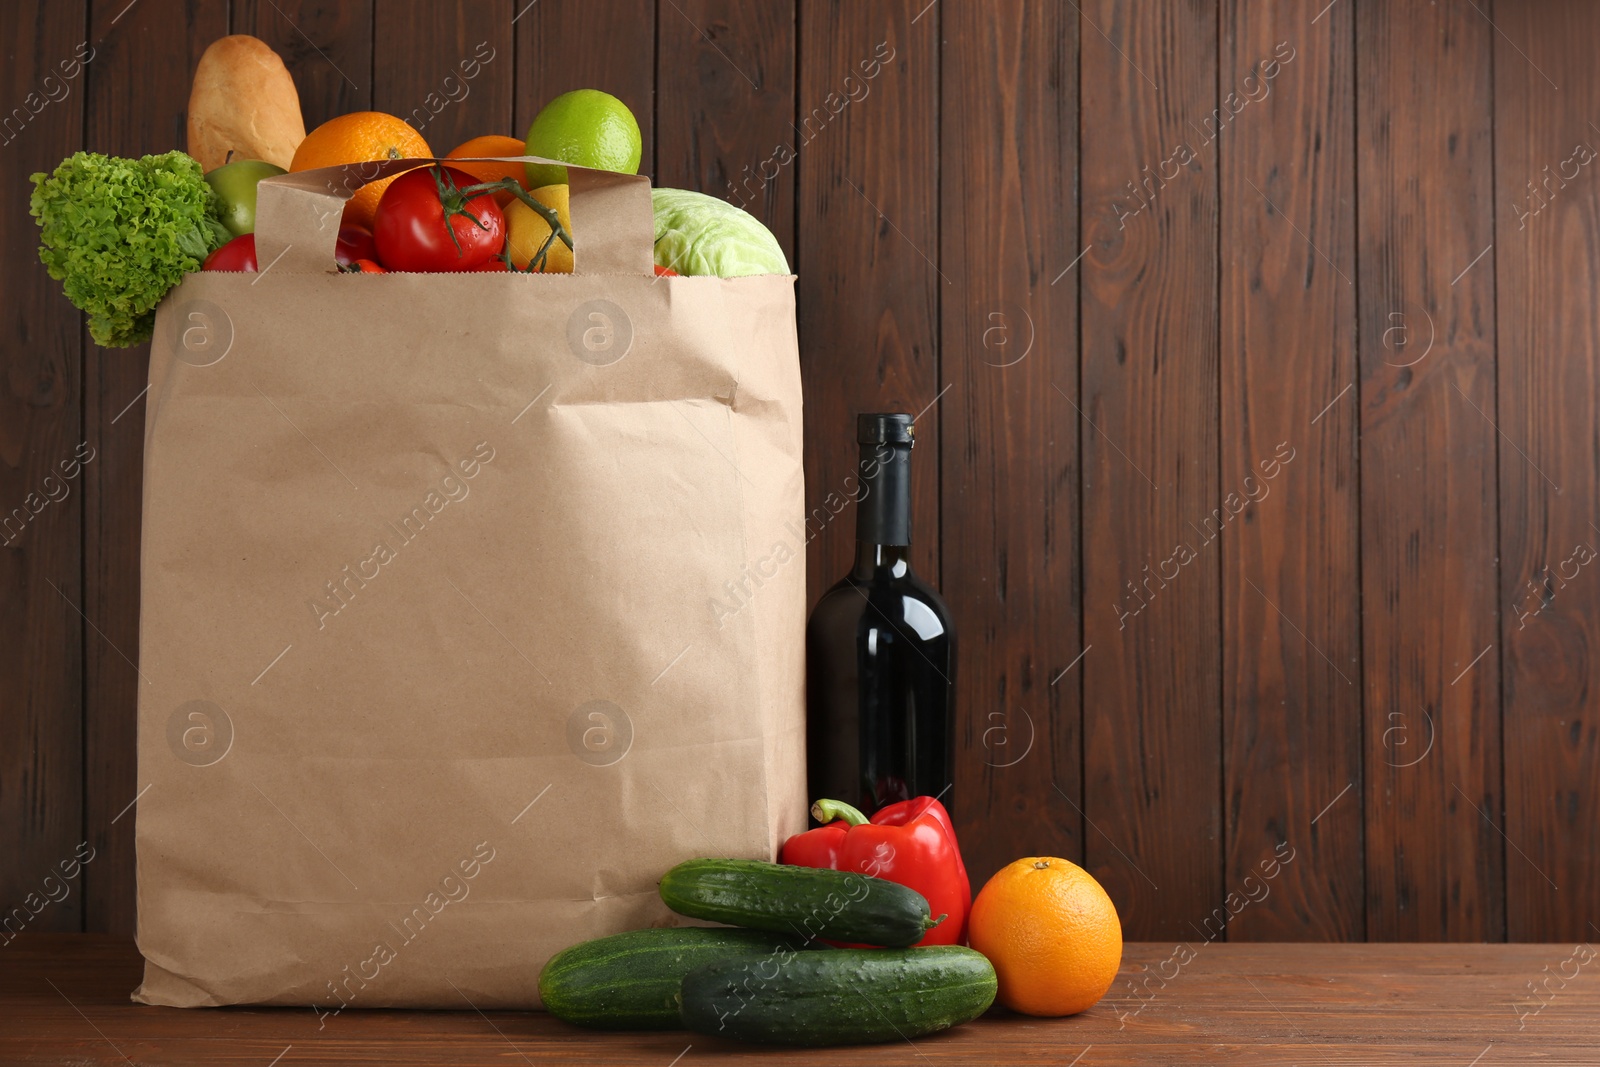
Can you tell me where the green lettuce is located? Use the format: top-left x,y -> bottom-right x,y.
30,151 -> 229,348
651,188 -> 789,278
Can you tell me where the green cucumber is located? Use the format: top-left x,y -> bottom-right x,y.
538,927 -> 805,1030
678,946 -> 997,1046
658,859 -> 942,948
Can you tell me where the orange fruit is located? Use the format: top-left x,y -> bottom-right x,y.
290,112 -> 432,228
446,135 -> 530,205
967,856 -> 1122,1017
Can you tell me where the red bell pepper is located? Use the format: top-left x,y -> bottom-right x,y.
779,796 -> 971,946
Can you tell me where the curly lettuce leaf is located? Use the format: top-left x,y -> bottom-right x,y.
30,151 -> 229,348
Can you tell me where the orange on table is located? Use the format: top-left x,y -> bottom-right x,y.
290,111 -> 431,228
967,856 -> 1123,1017
445,135 -> 531,205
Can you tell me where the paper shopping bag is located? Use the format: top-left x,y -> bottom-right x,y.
132,157 -> 807,1009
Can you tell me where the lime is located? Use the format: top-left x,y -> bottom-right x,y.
524,89 -> 642,187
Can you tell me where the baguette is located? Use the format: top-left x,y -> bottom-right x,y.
187,35 -> 306,171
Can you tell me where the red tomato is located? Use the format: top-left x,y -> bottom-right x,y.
335,225 -> 378,268
373,165 -> 506,272
203,234 -> 258,271
471,257 -> 510,272
653,264 -> 679,277
343,258 -> 388,274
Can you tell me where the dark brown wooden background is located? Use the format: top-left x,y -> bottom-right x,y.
3,0 -> 1596,944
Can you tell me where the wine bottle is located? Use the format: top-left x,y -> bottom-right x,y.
806,413 -> 955,815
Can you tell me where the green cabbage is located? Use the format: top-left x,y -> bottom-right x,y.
30,151 -> 229,348
651,188 -> 789,278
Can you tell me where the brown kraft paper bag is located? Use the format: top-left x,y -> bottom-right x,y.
132,157 -> 807,1010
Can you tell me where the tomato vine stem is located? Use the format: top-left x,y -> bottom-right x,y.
426,165 -> 496,260
460,177 -> 575,254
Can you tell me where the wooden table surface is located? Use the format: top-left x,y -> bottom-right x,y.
5,935 -> 1596,1065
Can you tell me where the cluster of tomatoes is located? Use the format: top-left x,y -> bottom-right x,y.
203,214 -> 394,273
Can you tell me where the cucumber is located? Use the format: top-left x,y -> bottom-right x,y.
658,859 -> 942,948
538,927 -> 805,1030
678,946 -> 997,1046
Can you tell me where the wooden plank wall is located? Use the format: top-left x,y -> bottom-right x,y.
1494,0 -> 1600,941
2,0 -> 1596,944
1221,0 -> 1361,940
1356,0 -> 1504,941
0,0 -> 86,938
1078,0 -> 1223,941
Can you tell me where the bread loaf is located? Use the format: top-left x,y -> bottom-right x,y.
187,35 -> 305,171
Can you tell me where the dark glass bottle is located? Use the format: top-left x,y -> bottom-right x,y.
806,413 -> 955,815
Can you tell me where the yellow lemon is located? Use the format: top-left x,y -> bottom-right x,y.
505,184 -> 573,273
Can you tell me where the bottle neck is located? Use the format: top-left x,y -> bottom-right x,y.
852,541 -> 910,579
853,438 -> 913,578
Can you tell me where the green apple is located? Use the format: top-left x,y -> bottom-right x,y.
205,159 -> 287,237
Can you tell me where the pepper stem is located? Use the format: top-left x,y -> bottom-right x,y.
811,798 -> 870,826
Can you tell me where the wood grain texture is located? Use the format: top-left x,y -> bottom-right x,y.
372,0 -> 512,153
235,0 -> 375,128
795,0 -> 940,607
79,0 -> 231,938
513,0 -> 655,170
1218,2 -> 1362,939
938,2 -> 1081,885
655,0 -> 796,259
1493,0 -> 1600,942
1078,0 -> 1223,941
6,0 -> 1600,943
0,0 -> 86,938
1355,0 -> 1504,941
7,936 -> 1597,1064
